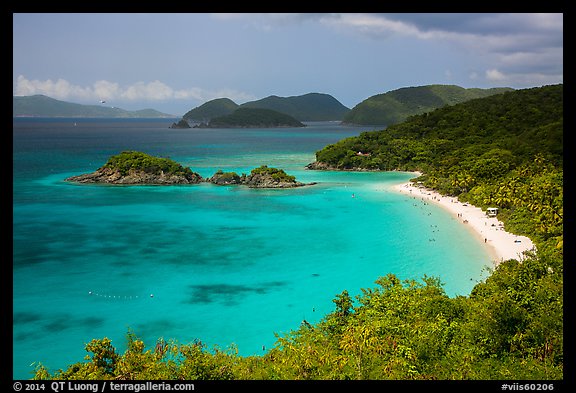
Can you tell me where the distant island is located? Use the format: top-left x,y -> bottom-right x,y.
193,107 -> 306,128
342,85 -> 513,126
13,95 -> 176,118
66,151 -> 312,188
182,97 -> 239,123
239,92 -> 350,121
183,92 -> 350,124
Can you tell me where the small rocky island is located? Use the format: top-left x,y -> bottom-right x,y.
208,166 -> 314,188
169,119 -> 191,129
66,151 -> 313,188
65,151 -> 203,184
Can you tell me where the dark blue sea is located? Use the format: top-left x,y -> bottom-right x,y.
12,118 -> 492,379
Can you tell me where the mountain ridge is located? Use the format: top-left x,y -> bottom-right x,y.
342,84 -> 514,126
240,92 -> 350,121
194,107 -> 305,128
13,95 -> 176,118
183,92 -> 350,123
182,98 -> 239,123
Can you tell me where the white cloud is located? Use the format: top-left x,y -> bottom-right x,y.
485,68 -> 563,86
211,13 -> 332,29
486,69 -> 506,81
121,80 -> 174,101
92,80 -> 121,100
319,13 -> 425,39
13,75 -> 256,104
14,75 -> 93,100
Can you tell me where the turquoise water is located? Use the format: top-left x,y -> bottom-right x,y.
13,119 -> 492,379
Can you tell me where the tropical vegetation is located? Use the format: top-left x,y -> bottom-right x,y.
102,151 -> 197,177
249,165 -> 297,183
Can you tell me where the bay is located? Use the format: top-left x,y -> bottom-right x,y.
12,118 -> 492,379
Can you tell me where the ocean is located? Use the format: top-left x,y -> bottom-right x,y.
12,118 -> 492,379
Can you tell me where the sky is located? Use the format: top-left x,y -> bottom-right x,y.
13,13 -> 563,117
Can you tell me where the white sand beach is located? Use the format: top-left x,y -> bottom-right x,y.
392,179 -> 536,265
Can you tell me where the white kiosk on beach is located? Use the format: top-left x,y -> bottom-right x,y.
487,207 -> 498,217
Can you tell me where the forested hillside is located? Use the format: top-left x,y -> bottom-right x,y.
342,85 -> 513,126
198,107 -> 305,128
240,92 -> 350,121
182,98 -> 239,122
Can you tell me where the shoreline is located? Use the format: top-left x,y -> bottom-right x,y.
391,174 -> 535,265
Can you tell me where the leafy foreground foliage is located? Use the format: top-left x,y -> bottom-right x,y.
34,250 -> 562,380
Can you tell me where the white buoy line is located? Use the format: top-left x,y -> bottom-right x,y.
88,291 -> 154,300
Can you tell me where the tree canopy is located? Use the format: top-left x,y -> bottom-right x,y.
202,107 -> 305,128
103,151 -> 196,177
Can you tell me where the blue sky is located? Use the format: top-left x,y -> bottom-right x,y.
13,13 -> 563,116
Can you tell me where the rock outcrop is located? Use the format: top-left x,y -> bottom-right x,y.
169,119 -> 191,129
206,170 -> 243,185
66,167 -> 203,185
65,151 -> 203,185
305,161 -> 334,170
241,171 -> 308,188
